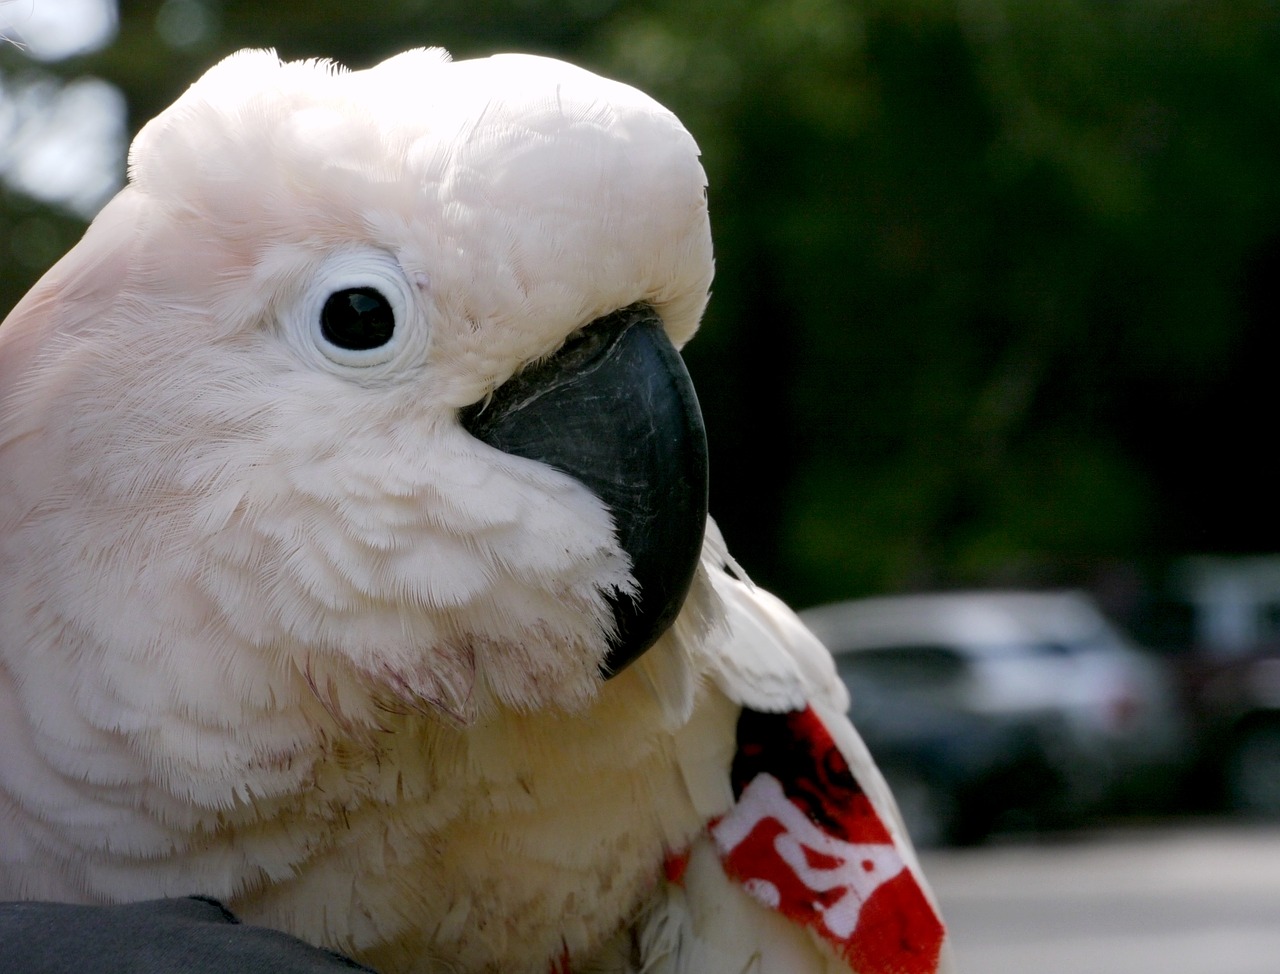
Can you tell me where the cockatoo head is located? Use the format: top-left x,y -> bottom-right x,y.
0,49 -> 714,734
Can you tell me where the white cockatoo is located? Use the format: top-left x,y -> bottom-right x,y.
0,50 -> 953,974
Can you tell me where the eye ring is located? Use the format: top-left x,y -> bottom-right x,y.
299,249 -> 419,369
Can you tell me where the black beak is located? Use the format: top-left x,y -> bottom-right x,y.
460,304 -> 709,677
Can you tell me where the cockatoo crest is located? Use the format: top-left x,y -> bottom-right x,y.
127,47 -> 712,379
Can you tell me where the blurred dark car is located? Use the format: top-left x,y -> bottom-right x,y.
1182,649 -> 1280,815
801,591 -> 1184,846
1149,557 -> 1280,817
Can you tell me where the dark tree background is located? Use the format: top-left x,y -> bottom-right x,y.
4,0 -> 1279,619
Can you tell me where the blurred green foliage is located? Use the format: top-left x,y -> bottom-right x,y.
4,0 -> 1280,608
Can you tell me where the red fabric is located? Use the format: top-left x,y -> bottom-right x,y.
710,707 -> 945,974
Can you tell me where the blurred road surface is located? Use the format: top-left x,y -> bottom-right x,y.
920,823 -> 1280,974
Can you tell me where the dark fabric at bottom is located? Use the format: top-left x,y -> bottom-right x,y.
0,897 -> 377,974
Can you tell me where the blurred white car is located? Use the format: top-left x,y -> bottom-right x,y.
800,590 -> 1184,845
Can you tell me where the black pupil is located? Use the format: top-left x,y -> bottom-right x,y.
320,287 -> 395,351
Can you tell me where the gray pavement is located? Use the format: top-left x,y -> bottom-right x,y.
920,822 -> 1280,974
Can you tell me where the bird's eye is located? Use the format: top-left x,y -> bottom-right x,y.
291,249 -> 421,372
320,287 -> 396,351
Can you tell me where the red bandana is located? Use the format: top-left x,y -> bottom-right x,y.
709,707 -> 945,974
